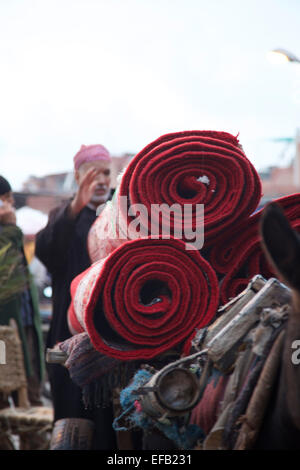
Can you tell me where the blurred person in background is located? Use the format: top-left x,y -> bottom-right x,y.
35,144 -> 115,449
0,175 -> 45,449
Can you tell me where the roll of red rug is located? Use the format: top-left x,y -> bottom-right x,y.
210,193 -> 300,303
69,237 -> 219,360
88,130 -> 262,263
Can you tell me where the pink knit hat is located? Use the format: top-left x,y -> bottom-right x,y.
73,144 -> 111,170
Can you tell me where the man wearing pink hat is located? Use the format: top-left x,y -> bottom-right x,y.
36,144 -> 116,449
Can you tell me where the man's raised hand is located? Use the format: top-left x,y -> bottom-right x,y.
70,168 -> 99,217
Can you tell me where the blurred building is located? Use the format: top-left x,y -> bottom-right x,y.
259,130 -> 300,205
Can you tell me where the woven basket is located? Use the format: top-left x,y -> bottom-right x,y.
0,325 -> 27,395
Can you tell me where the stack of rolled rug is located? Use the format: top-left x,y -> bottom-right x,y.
68,129 -> 266,363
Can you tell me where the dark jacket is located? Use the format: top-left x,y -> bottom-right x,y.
35,201 -> 97,349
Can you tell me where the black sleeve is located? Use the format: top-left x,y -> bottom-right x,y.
35,201 -> 78,274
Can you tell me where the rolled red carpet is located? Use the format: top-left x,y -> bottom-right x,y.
88,130 -> 262,263
69,237 -> 219,360
209,193 -> 300,303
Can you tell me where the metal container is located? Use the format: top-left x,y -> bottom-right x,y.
139,367 -> 201,419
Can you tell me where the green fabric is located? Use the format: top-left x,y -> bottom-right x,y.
28,274 -> 46,380
0,224 -> 45,380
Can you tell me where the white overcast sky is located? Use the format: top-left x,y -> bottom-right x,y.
1,0 -> 300,189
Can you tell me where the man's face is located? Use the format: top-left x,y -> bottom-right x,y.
75,160 -> 111,207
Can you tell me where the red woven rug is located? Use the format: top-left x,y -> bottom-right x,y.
208,193 -> 300,303
68,237 -> 219,360
88,130 -> 262,263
